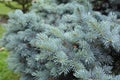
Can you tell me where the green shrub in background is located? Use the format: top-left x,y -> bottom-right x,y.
0,0 -> 32,13
0,3 -> 13,16
0,2 -> 21,16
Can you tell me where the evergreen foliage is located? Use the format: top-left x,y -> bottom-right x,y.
1,0 -> 120,80
0,0 -> 32,13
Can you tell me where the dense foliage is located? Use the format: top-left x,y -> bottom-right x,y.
1,0 -> 120,80
0,0 -> 32,13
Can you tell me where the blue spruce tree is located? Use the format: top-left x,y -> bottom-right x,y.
1,0 -> 120,80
